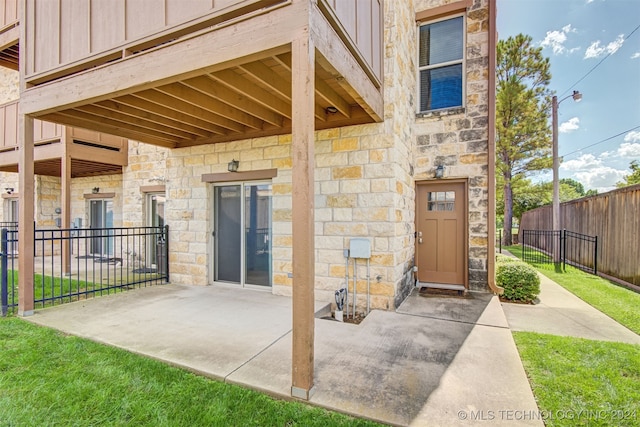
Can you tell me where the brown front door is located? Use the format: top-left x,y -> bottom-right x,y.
416,181 -> 466,286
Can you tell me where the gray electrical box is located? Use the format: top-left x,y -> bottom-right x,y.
349,238 -> 371,259
73,218 -> 82,228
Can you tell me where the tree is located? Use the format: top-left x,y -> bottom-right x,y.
616,160 -> 640,188
496,34 -> 552,245
560,178 -> 585,197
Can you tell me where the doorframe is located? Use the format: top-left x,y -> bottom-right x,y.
415,178 -> 469,289
208,180 -> 273,289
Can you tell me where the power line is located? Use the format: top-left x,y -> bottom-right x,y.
559,23 -> 640,97
561,125 -> 640,158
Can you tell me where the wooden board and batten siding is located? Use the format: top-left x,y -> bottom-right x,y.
23,0 -> 284,84
520,184 -> 640,288
0,0 -> 18,30
319,0 -> 382,83
0,100 -> 64,151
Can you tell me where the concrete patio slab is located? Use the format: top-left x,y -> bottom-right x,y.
25,284 -> 542,426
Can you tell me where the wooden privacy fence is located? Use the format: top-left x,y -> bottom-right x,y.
519,183 -> 640,289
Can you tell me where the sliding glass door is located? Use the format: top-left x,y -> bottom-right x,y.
214,182 -> 271,287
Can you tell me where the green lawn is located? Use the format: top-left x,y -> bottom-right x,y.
514,332 -> 640,427
503,245 -> 640,426
503,245 -> 640,334
2,269 -> 161,311
0,318 -> 380,426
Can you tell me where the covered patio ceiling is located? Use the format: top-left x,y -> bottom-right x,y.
0,158 -> 123,178
0,42 -> 18,70
35,49 -> 377,149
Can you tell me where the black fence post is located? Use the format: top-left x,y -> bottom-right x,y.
561,229 -> 566,271
164,225 -> 170,283
594,235 -> 598,275
1,228 -> 8,316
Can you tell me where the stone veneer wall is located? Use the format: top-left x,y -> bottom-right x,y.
413,0 -> 491,290
0,68 -> 18,104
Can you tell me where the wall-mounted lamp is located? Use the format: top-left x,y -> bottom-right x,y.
227,159 -> 239,172
5,187 -> 14,195
92,187 -> 100,194
434,165 -> 444,179
325,106 -> 338,114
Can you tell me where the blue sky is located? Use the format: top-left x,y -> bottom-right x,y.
497,0 -> 640,192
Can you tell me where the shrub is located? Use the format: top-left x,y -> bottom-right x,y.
496,254 -> 521,264
496,262 -> 540,303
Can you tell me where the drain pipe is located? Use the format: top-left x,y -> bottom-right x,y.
344,249 -> 349,319
352,257 -> 358,319
366,258 -> 371,315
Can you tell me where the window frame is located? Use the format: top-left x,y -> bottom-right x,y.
416,13 -> 466,114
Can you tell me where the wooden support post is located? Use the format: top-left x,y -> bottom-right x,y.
61,127 -> 71,275
290,33 -> 316,401
18,113 -> 35,317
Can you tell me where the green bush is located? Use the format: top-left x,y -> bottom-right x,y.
496,254 -> 521,264
496,262 -> 540,302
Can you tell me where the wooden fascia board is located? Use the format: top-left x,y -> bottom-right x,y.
69,144 -> 128,166
310,7 -> 383,122
20,2 -> 309,117
0,25 -> 18,50
415,0 -> 472,22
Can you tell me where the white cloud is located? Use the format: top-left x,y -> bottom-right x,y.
562,153 -> 601,171
632,52 -> 640,59
561,153 -> 632,192
575,167 -> 626,192
559,117 -> 580,133
618,142 -> 640,157
540,24 -> 576,55
623,131 -> 640,143
584,34 -> 625,59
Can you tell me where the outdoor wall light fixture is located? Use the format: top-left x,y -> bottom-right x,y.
5,187 -> 14,194
325,106 -> 338,114
434,165 -> 444,179
227,159 -> 239,172
92,187 -> 100,194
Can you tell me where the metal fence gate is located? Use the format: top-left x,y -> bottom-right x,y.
522,229 -> 598,275
1,224 -> 169,316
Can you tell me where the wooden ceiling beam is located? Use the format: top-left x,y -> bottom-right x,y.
141,89 -> 245,133
314,76 -> 351,118
276,52 -> 350,117
43,112 -> 178,148
115,94 -> 228,136
95,99 -> 213,138
156,83 -> 262,130
210,69 -> 292,119
181,75 -> 284,127
238,61 -> 291,100
74,104 -> 197,140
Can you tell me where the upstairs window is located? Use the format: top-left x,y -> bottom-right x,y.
418,16 -> 464,112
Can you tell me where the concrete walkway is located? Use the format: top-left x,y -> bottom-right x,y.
502,273 -> 640,345
25,284 -> 541,426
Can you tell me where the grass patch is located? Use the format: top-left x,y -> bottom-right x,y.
0,318 -> 380,426
514,332 -> 640,427
503,245 -> 640,334
2,268 -> 162,313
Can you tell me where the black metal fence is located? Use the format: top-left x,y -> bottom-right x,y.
1,225 -> 169,315
522,229 -> 598,275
